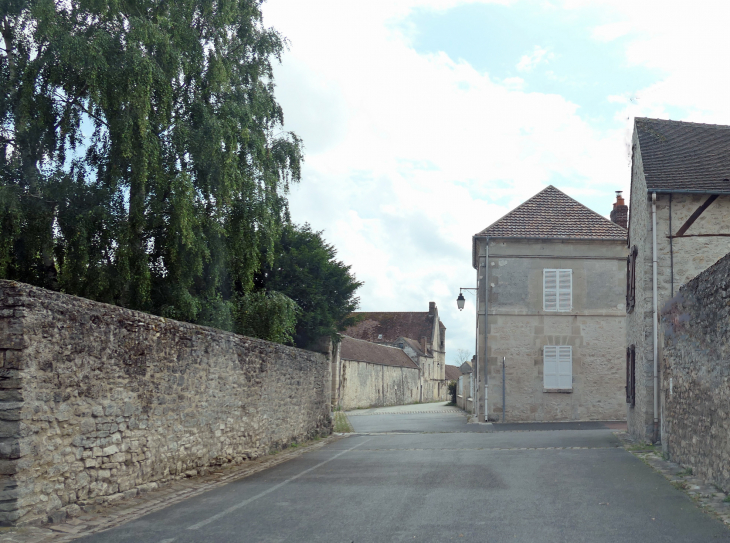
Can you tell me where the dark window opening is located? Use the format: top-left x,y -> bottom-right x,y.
626,245 -> 638,313
626,345 -> 635,407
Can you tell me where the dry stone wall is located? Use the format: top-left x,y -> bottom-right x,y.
661,252 -> 730,491
0,281 -> 332,526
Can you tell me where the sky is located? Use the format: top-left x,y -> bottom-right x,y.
260,0 -> 730,364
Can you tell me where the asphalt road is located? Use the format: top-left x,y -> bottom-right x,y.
77,405 -> 730,543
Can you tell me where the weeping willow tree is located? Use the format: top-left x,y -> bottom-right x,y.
0,0 -> 302,337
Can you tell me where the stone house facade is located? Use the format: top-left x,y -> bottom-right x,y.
344,303 -> 447,401
625,117 -> 730,443
472,186 -> 628,422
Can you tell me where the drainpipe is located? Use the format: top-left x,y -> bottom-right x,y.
480,239 -> 489,423
652,192 -> 659,443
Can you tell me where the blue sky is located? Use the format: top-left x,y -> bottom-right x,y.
402,2 -> 662,130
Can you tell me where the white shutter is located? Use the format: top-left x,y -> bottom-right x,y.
543,270 -> 557,311
543,346 -> 559,389
557,346 -> 573,389
557,270 -> 572,311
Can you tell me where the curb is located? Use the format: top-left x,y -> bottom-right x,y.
614,431 -> 730,528
0,434 -> 344,543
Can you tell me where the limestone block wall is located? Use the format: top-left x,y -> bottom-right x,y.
661,252 -> 730,490
0,281 -> 332,526
487,315 -> 625,421
339,360 -> 420,410
627,133 -> 730,441
456,374 -> 472,412
483,238 -> 627,422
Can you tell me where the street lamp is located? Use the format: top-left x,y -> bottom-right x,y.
456,287 -> 476,311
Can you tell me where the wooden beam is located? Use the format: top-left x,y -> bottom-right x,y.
674,195 -> 718,237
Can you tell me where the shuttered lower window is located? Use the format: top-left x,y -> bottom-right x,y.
544,346 -> 572,390
543,269 -> 572,311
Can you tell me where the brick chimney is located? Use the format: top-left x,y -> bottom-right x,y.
610,191 -> 628,229
421,336 -> 427,353
428,301 -> 436,315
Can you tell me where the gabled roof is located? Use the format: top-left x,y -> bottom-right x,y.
340,336 -> 419,369
344,310 -> 441,352
475,185 -> 627,241
397,337 -> 427,357
635,117 -> 730,194
445,365 -> 463,381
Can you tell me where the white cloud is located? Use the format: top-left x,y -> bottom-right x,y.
260,0 -> 633,358
591,21 -> 632,42
516,45 -> 554,72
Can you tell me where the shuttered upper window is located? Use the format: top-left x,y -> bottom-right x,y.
544,346 -> 572,390
543,269 -> 572,311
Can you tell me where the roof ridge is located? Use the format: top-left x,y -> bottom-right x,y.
476,185 -> 626,238
341,335 -> 408,351
475,185 -> 557,236
636,117 -> 730,130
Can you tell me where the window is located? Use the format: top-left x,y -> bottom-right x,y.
543,346 -> 572,390
543,269 -> 572,311
626,246 -> 638,313
626,345 -> 635,406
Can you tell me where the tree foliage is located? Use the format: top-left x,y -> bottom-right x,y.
255,223 -> 362,348
0,0 -> 302,337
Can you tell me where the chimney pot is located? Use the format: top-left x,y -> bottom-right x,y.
610,190 -> 628,229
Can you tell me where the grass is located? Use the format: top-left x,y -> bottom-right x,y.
333,411 -> 354,433
677,467 -> 693,477
724,495 -> 730,503
627,442 -> 660,453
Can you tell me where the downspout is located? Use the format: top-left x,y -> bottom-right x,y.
669,194 -> 674,297
481,239 -> 489,423
652,192 -> 659,443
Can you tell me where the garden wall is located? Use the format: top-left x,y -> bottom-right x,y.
0,280 -> 332,525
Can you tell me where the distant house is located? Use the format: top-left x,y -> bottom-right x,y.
625,118 -> 730,443
444,365 -> 463,382
472,185 -> 627,422
344,302 -> 447,401
331,336 -> 420,410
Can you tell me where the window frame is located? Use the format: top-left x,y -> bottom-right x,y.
543,345 -> 573,391
543,269 -> 572,312
626,245 -> 638,313
626,345 -> 636,406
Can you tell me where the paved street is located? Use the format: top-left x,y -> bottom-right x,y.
75,404 -> 730,543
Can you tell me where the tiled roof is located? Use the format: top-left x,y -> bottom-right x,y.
635,117 -> 730,193
445,365 -> 463,381
476,185 -> 627,241
344,311 -> 440,350
340,336 -> 419,369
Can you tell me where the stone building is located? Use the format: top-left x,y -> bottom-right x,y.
625,117 -> 730,443
472,185 -> 628,422
331,336 -> 420,410
344,303 -> 447,401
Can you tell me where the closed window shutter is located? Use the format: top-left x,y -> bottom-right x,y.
544,270 -> 558,311
543,346 -> 559,388
557,346 -> 572,389
557,270 -> 572,311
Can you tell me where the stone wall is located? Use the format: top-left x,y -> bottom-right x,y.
627,133 -> 730,441
338,360 -> 420,410
0,281 -> 332,526
456,373 -> 472,412
661,252 -> 730,490
480,238 -> 627,422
